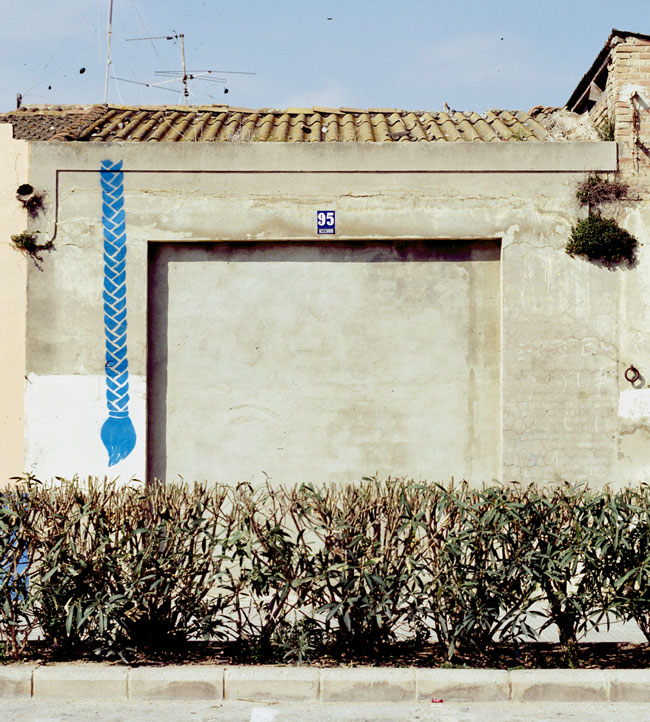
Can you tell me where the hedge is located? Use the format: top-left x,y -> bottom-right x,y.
1,478 -> 649,661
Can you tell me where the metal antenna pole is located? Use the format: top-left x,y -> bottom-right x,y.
104,0 -> 114,104
117,32 -> 256,103
180,33 -> 189,105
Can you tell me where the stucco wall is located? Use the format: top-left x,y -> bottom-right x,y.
22,139 -> 640,486
148,240 -> 500,485
0,124 -> 28,485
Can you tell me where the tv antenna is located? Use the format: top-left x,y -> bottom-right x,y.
114,32 -> 256,105
103,0 -> 114,104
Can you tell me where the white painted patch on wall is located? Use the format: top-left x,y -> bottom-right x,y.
24,374 -> 145,480
621,84 -> 650,106
250,709 -> 277,722
618,388 -> 650,420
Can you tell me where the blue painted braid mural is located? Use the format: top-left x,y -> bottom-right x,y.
100,159 -> 136,466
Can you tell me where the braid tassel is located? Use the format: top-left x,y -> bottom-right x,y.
100,160 -> 136,466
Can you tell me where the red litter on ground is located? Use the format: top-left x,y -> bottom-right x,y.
431,698 -> 444,703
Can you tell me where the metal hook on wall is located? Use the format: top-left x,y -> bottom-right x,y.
625,365 -> 641,384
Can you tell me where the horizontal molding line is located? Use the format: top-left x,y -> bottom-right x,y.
48,165 -> 598,243
56,167 -> 605,174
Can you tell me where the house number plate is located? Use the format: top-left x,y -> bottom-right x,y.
317,210 -> 335,235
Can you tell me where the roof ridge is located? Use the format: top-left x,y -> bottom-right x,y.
0,104 -> 593,143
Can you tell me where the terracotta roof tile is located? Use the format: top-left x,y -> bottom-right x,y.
437,112 -> 463,141
355,113 -> 373,142
303,113 -> 321,143
239,113 -> 259,142
255,113 -> 275,142
0,104 -> 588,143
370,113 -> 392,142
186,112 -> 212,142
323,114 -> 339,142
202,113 -> 227,142
312,106 -> 341,115
483,110 -> 513,140
272,113 -> 290,142
403,113 -> 428,141
465,112 -> 495,142
77,108 -> 120,139
288,114 -> 306,142
339,113 -> 356,142
419,113 -> 445,141
0,105 -> 103,141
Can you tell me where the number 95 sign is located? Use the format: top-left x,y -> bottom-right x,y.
317,210 -> 335,235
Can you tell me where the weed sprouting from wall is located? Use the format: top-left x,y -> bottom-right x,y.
566,174 -> 638,268
575,174 -> 627,208
10,231 -> 54,268
566,215 -> 637,267
596,116 -> 616,142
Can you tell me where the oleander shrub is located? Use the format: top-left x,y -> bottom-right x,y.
6,479 -> 236,659
90,481 -> 233,656
223,483 -> 316,658
292,478 -> 435,651
423,483 -> 540,657
600,486 -> 650,641
518,484 -> 616,649
0,489 -> 38,660
1,478 -> 650,661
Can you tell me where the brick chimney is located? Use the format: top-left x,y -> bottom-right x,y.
567,29 -> 650,179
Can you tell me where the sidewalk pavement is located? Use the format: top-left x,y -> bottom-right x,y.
2,700 -> 650,722
2,664 -> 650,703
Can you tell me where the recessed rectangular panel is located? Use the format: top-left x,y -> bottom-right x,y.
148,241 -> 500,484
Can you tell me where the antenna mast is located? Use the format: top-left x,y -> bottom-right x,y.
104,0 -> 114,104
179,33 -> 189,105
117,33 -> 256,104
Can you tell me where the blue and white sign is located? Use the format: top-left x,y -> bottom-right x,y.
317,210 -> 335,235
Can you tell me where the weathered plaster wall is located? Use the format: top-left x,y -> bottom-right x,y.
23,140 -> 632,485
580,34 -> 650,483
149,240 -> 500,485
608,202 -> 650,481
0,124 -> 28,485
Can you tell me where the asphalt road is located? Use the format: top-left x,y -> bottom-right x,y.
2,701 -> 650,722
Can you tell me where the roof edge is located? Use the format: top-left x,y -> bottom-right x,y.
566,28 -> 650,111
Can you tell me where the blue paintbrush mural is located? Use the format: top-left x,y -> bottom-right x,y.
100,160 -> 136,466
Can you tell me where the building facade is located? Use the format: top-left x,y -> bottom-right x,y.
1,29 -> 650,486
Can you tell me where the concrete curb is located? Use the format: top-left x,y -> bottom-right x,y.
1,665 -> 649,703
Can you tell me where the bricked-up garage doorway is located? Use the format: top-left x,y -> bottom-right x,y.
147,241 -> 500,484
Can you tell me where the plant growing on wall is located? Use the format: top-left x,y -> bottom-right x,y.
596,116 -> 616,142
575,174 -> 627,209
566,215 -> 637,267
566,174 -> 638,267
11,230 -> 54,267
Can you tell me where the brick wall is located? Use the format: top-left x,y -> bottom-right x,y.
605,35 -> 650,186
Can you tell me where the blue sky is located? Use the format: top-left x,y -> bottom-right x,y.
1,0 -> 648,112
